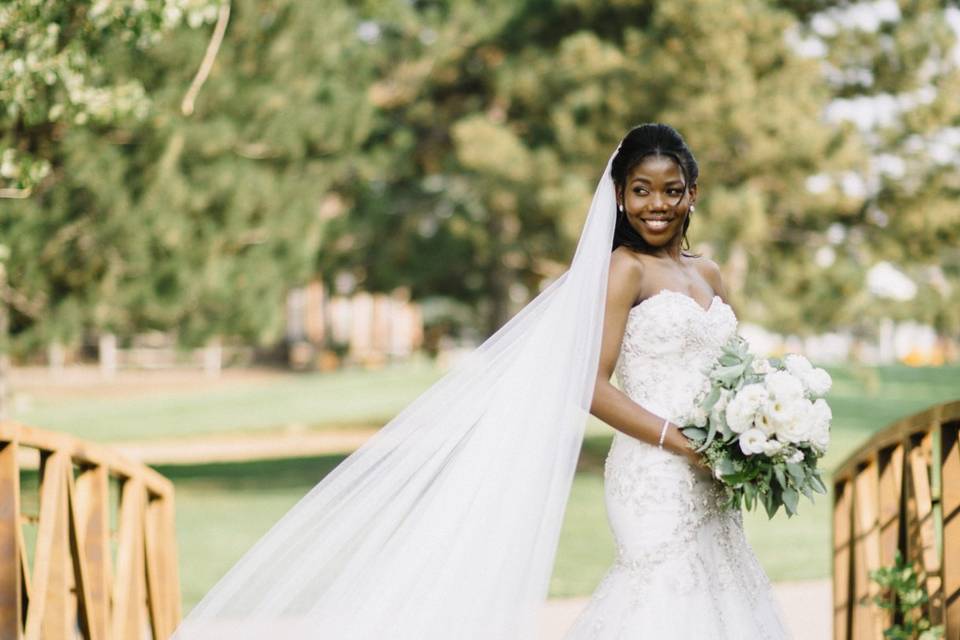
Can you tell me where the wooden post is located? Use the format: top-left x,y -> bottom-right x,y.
833,478 -> 853,640
0,441 -> 22,638
942,419 -> 960,635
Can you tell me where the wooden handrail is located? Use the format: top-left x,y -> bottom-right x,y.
831,399 -> 960,639
0,420 -> 181,639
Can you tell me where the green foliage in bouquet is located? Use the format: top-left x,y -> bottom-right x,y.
859,549 -> 944,640
680,335 -> 831,519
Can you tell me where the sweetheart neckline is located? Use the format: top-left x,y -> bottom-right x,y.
629,287 -> 727,315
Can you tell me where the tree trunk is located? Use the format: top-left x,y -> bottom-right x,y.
484,213 -> 511,338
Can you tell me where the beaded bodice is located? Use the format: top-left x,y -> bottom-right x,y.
614,287 -> 738,425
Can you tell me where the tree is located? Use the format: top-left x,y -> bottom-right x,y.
781,0 -> 960,338
0,0 -> 217,416
3,0 -> 381,360
331,0 -> 863,336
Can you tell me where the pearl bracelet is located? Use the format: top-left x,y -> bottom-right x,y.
658,417 -> 671,449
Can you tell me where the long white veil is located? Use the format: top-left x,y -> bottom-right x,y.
171,145 -> 619,639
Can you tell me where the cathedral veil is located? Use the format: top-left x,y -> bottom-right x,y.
171,146 -> 620,639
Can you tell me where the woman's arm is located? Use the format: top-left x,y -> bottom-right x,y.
589,250 -> 707,471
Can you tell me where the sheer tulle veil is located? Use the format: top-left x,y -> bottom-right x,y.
171,144 -> 621,639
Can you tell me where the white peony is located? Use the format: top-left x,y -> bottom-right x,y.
808,398 -> 832,453
738,428 -> 768,455
784,353 -> 813,378
804,367 -> 832,398
724,398 -> 751,434
784,353 -> 832,398
810,398 -> 832,430
726,384 -> 767,434
810,423 -> 830,455
765,370 -> 805,402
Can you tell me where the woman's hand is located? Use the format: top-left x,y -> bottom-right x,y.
682,441 -> 713,477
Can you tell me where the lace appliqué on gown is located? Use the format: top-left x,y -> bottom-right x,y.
562,289 -> 794,640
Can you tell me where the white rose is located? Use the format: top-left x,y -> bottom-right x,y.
810,423 -> 830,454
773,398 -> 814,444
761,438 -> 785,456
784,353 -> 813,379
804,367 -> 832,398
807,398 -> 832,453
765,370 -> 805,402
810,398 -> 832,430
725,395 -> 754,434
739,383 -> 769,412
738,428 -> 768,456
787,449 -> 805,464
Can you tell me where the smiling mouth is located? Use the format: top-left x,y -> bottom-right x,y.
641,218 -> 673,231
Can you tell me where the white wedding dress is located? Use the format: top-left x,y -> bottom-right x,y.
563,288 -> 794,639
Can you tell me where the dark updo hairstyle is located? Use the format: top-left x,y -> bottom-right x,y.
611,123 -> 700,257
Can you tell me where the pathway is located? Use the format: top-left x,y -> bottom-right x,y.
539,578 -> 832,639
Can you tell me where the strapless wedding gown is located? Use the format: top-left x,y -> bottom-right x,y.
563,288 -> 794,639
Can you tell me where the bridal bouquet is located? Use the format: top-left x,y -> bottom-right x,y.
677,335 -> 832,518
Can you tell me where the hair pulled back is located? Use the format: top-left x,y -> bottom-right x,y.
611,123 -> 700,256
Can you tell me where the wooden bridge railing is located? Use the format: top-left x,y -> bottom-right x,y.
0,421 -> 181,640
832,400 -> 960,640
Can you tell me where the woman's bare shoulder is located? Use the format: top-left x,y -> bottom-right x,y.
609,246 -> 647,305
687,254 -> 726,296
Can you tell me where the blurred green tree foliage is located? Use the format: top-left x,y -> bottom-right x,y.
2,0 -> 958,358
781,0 -> 960,337
3,0 -> 377,351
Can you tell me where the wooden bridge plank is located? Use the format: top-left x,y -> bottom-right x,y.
941,420 -> 959,637
24,452 -> 69,640
75,465 -> 110,640
876,444 -> 902,632
111,477 -> 146,640
0,442 -> 22,639
908,431 -> 943,625
852,459 -> 884,639
833,478 -> 853,640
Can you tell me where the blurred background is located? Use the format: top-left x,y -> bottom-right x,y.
2,0 -> 959,635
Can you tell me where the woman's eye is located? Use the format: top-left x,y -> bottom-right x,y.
633,188 -> 647,195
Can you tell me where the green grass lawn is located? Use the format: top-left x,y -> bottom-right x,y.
14,360 -> 445,441
15,361 -> 960,611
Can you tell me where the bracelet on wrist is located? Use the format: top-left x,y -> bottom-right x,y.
658,418 -> 671,449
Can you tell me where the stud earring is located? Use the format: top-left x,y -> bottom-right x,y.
689,205 -> 695,213
618,204 -> 624,213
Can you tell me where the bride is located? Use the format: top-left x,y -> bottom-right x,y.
172,124 -> 793,639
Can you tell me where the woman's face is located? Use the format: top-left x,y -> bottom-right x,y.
618,154 -> 697,247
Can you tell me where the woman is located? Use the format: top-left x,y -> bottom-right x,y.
562,124 -> 793,638
172,125 -> 791,639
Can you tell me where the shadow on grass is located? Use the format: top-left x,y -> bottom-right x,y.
153,453 -> 349,492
